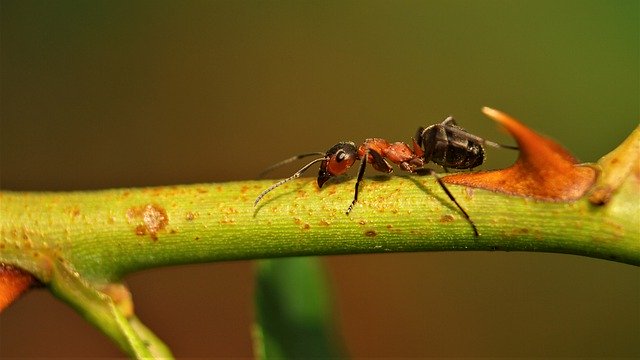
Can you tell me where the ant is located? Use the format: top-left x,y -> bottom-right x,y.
254,116 -> 518,236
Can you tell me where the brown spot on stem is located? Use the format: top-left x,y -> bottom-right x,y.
440,214 -> 455,223
365,229 -> 378,237
220,217 -> 236,224
127,204 -> 169,241
222,207 -> 238,214
0,265 -> 39,312
185,211 -> 197,221
69,207 -> 81,218
444,107 -> 597,201
135,225 -> 147,236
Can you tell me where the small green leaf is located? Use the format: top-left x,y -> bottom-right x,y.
254,257 -> 344,359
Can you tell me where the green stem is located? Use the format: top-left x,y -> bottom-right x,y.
2,174 -> 638,285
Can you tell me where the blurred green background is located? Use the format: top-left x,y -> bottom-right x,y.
1,0 -> 638,357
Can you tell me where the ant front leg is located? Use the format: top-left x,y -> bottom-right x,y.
346,149 -> 369,215
346,148 -> 388,215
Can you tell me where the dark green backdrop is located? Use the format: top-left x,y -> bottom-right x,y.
1,1 -> 638,357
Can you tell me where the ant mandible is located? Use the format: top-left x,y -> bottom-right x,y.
254,116 -> 518,236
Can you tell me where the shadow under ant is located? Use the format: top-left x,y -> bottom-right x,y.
402,173 -> 465,215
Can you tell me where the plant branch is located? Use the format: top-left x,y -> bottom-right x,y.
1,172 -> 637,285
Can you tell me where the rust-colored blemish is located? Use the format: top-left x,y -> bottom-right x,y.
197,187 -> 209,194
240,185 -> 250,194
69,207 -> 81,218
135,225 -> 146,236
220,217 -> 236,224
222,207 -> 238,214
126,204 -> 169,241
319,219 -> 330,226
302,223 -> 311,230
0,264 -> 39,313
440,214 -> 455,223
365,229 -> 378,237
293,218 -> 303,225
358,220 -> 367,225
185,211 -> 197,221
444,107 -> 597,201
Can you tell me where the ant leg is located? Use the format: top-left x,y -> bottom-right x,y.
415,168 -> 479,237
368,147 -> 393,173
346,149 -> 374,215
441,116 -> 457,126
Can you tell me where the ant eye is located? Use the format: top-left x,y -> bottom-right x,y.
335,150 -> 346,162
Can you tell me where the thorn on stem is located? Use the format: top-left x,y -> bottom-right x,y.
443,107 -> 597,201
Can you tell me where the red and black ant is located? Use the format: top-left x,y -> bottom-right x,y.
255,116 -> 518,236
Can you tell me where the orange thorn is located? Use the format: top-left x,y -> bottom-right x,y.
0,264 -> 38,313
444,107 -> 597,201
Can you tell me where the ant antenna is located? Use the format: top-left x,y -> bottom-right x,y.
416,168 -> 479,236
254,157 -> 327,207
258,152 -> 326,178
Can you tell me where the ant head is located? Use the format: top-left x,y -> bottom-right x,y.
318,142 -> 358,188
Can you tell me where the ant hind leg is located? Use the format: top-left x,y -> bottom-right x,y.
415,168 -> 479,237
